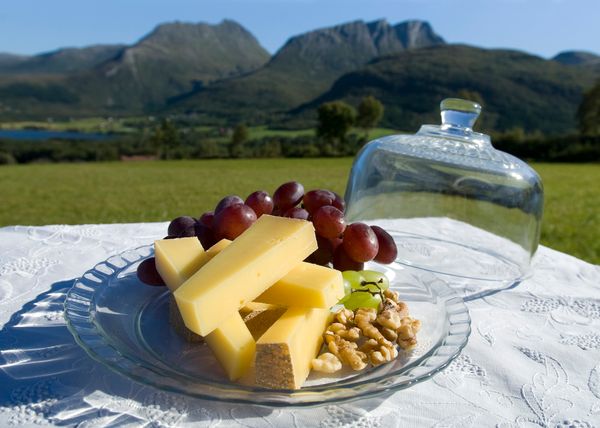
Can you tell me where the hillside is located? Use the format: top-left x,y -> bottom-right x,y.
0,44 -> 126,74
0,20 -> 270,118
170,19 -> 444,119
294,45 -> 598,134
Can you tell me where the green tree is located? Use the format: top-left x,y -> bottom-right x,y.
230,123 -> 249,158
151,118 -> 180,159
356,96 -> 384,139
578,81 -> 600,136
317,101 -> 356,153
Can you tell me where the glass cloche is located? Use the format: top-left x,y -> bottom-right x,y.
345,98 -> 543,298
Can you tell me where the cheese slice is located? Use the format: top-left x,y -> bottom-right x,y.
255,307 -> 331,389
204,312 -> 256,381
174,215 -> 317,336
155,238 -> 232,292
169,294 -> 203,342
166,238 -> 343,310
154,237 -> 205,291
255,263 -> 344,308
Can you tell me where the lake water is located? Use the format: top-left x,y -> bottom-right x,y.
0,129 -> 112,141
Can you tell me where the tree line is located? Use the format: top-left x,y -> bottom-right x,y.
1,82 -> 599,165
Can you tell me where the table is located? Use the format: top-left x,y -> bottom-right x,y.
0,223 -> 599,427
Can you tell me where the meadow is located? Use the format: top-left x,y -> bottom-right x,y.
0,159 -> 597,264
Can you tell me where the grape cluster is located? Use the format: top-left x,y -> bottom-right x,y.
165,181 -> 397,271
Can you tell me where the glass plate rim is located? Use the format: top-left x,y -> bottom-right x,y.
64,245 -> 471,407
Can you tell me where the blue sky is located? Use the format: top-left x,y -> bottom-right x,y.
0,0 -> 598,58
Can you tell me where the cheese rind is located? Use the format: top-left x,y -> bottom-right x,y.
204,312 -> 256,381
255,263 -> 344,308
174,215 -> 317,336
255,307 -> 331,389
154,237 -> 205,291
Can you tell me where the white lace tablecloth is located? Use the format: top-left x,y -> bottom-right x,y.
0,222 -> 599,427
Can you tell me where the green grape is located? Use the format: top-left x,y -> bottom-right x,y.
341,291 -> 381,310
342,278 -> 352,296
342,270 -> 364,292
359,270 -> 389,292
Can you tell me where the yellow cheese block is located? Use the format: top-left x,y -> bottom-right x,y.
255,263 -> 344,308
155,238 -> 233,292
255,307 -> 331,389
174,215 -> 317,336
204,312 -> 256,381
171,238 -> 343,309
154,237 -> 205,292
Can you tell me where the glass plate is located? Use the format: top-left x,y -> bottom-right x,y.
64,245 -> 471,407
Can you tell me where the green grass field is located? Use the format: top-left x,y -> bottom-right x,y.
0,159 -> 598,265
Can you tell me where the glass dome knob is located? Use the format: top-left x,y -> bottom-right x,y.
440,98 -> 482,131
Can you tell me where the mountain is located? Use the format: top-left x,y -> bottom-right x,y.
0,18 -> 597,135
171,19 -> 444,119
552,50 -> 600,76
0,53 -> 28,68
0,20 -> 270,118
295,45 -> 599,134
553,50 -> 600,66
0,45 -> 126,75
70,20 -> 271,113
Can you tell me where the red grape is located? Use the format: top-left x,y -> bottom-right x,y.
330,236 -> 343,251
332,246 -> 364,271
137,257 -> 165,286
213,204 -> 257,240
245,191 -> 274,217
307,235 -> 334,265
215,195 -> 244,214
163,235 -> 177,240
168,216 -> 196,237
179,225 -> 197,238
273,181 -> 304,211
332,192 -> 346,212
199,211 -> 215,227
342,223 -> 379,262
371,225 -> 398,264
312,206 -> 346,239
283,207 -> 310,220
195,222 -> 216,249
302,189 -> 335,214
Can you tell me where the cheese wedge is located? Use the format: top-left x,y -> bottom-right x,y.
174,215 -> 317,336
255,263 -> 344,308
154,237 -> 205,291
255,307 -> 331,389
204,312 -> 256,381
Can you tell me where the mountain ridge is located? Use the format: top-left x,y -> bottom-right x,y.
0,18 -> 597,135
171,19 -> 445,118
